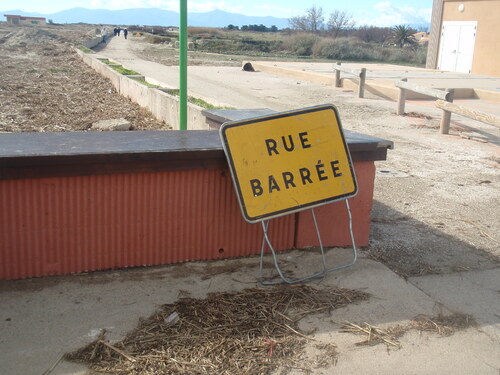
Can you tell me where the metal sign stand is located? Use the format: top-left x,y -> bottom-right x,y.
258,199 -> 357,285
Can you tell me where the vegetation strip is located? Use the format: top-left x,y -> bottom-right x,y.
162,89 -> 234,109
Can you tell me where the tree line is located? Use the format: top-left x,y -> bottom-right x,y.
226,24 -> 278,32
226,6 -> 425,49
289,5 -> 423,48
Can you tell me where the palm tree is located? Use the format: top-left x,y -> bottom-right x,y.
391,25 -> 416,48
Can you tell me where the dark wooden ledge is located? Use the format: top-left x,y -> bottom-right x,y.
0,130 -> 392,180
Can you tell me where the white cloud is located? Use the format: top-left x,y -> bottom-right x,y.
357,1 -> 431,27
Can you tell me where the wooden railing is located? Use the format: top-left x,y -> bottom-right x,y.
395,79 -> 455,134
435,100 -> 500,129
334,62 -> 367,98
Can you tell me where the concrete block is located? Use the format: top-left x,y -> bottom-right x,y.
91,118 -> 131,131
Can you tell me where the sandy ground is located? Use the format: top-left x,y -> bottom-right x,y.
98,33 -> 500,277
0,24 -> 167,132
0,26 -> 499,375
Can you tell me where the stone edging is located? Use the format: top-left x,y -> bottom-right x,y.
75,47 -> 208,130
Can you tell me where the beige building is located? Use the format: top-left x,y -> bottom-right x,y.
4,14 -> 47,26
413,31 -> 430,44
426,0 -> 500,76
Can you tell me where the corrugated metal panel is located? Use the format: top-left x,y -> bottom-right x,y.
0,170 -> 295,280
295,161 -> 374,248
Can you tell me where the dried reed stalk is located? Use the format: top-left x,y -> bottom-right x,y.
65,285 -> 368,374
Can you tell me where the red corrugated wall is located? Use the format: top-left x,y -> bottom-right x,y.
0,169 -> 295,280
295,161 -> 375,247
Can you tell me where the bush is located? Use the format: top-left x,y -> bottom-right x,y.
144,34 -> 171,44
284,33 -> 318,56
198,38 -> 283,54
415,45 -> 428,65
188,27 -> 223,37
308,36 -> 427,66
312,37 -> 375,61
382,45 -> 428,65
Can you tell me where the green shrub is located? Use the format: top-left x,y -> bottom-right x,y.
307,36 -> 427,66
198,38 -> 282,54
415,45 -> 428,65
284,33 -> 318,56
382,46 -> 427,65
312,37 -> 375,61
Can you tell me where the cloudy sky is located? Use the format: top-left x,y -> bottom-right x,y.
1,0 -> 433,27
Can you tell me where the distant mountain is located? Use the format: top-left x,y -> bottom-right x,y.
1,7 -> 290,29
189,10 -> 288,29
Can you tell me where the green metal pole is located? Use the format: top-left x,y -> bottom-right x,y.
179,0 -> 188,130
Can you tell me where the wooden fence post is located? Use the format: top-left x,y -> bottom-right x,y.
439,88 -> 455,134
397,78 -> 407,115
335,62 -> 341,88
358,68 -> 366,98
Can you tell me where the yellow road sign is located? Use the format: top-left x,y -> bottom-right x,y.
220,104 -> 357,223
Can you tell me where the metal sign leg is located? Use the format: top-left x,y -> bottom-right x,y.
259,199 -> 358,285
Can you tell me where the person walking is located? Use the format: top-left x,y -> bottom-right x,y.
101,27 -> 107,43
123,28 -> 128,39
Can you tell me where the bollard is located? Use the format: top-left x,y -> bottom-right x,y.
358,68 -> 367,98
397,78 -> 408,115
335,62 -> 342,88
439,88 -> 455,134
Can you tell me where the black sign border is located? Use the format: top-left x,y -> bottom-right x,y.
220,104 -> 358,223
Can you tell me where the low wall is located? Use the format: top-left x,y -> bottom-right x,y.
81,32 -> 113,49
0,130 -> 392,280
250,61 -> 498,102
74,48 -> 208,130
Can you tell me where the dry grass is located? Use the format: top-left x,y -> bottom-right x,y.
340,313 -> 476,349
411,313 -> 476,336
340,322 -> 405,348
65,285 -> 368,374
188,27 -> 223,37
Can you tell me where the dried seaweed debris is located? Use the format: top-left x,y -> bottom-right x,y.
65,284 -> 369,374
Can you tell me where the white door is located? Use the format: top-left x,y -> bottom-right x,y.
438,21 -> 477,73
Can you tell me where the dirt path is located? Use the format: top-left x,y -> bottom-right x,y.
97,35 -> 500,277
0,25 -> 167,132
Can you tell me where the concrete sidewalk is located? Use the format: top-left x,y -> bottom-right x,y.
0,250 -> 498,375
96,36 -> 500,129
